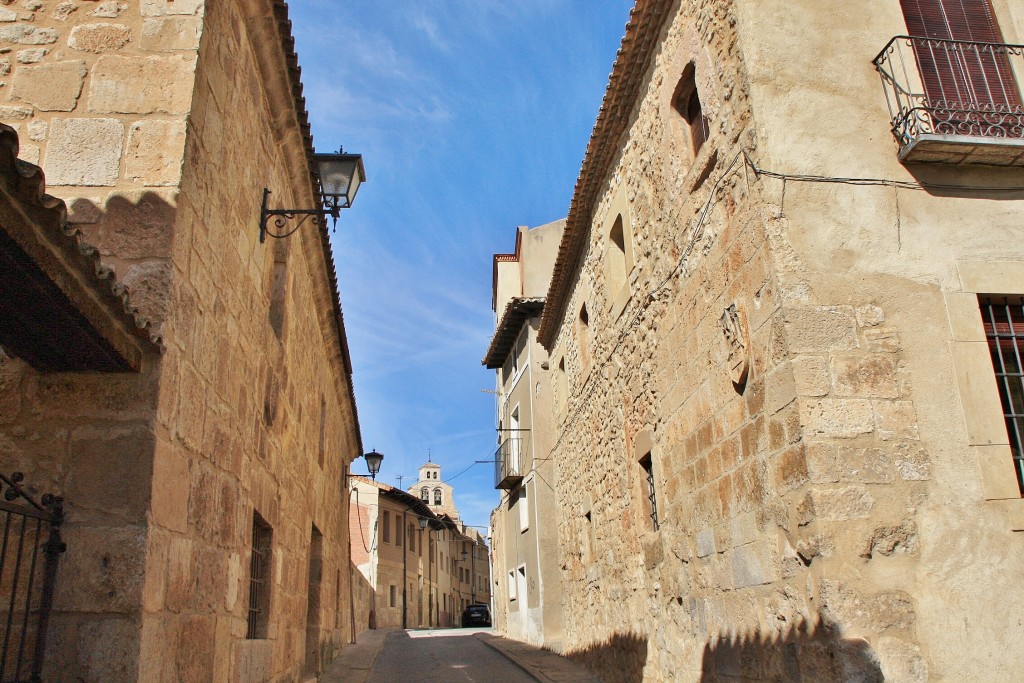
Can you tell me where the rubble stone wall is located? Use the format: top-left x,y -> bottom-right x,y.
550,1 -> 1024,681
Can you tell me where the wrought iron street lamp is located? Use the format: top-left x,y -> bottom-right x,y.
259,150 -> 366,243
361,450 -> 383,480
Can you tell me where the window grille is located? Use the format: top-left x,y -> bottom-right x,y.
640,454 -> 660,530
980,297 -> 1024,495
247,512 -> 273,639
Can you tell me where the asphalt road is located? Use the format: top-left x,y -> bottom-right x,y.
365,627 -> 537,683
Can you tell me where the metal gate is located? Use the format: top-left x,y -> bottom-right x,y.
0,472 -> 64,683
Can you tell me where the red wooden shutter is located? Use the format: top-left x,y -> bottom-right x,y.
900,0 -> 1021,133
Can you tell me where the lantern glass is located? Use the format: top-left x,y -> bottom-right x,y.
362,450 -> 383,478
315,152 -> 365,210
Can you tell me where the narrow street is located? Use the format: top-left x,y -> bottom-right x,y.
321,627 -> 602,683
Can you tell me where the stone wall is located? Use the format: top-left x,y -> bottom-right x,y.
547,0 -> 1024,681
0,1 -> 362,682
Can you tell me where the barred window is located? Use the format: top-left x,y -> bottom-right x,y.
247,511 -> 273,639
980,297 -> 1024,495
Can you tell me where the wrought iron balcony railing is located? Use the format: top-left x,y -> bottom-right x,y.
874,36 -> 1024,164
494,438 -> 525,490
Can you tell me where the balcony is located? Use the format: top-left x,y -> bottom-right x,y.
494,438 -> 525,490
874,36 -> 1024,165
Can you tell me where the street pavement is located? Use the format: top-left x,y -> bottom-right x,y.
320,627 -> 602,683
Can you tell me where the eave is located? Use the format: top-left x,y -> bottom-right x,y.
482,297 -> 545,369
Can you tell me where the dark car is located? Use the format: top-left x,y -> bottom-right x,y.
462,603 -> 491,627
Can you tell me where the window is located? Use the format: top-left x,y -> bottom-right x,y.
389,585 -> 396,608
556,357 -> 568,414
268,241 -> 288,339
980,297 -> 1024,494
672,62 -> 710,156
407,524 -> 415,553
304,526 -> 323,675
382,511 -> 391,543
396,516 -> 403,547
517,484 -> 529,532
247,511 -> 273,639
900,0 -> 1021,135
420,487 -> 429,502
318,396 -> 326,469
433,488 -> 442,505
607,216 -> 628,298
639,453 -> 660,530
578,303 -> 591,368
507,570 -> 516,601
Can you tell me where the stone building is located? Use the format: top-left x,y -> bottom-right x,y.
484,220 -> 565,650
0,1 -> 363,681
537,0 -> 1024,680
350,475 -> 491,629
407,459 -> 459,521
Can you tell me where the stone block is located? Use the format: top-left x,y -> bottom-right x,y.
774,443 -> 808,493
831,354 -> 898,398
958,260 -> 1024,294
234,639 -> 273,683
53,526 -> 147,613
141,0 -> 205,16
0,105 -> 32,120
731,540 -> 777,588
10,60 -> 87,111
68,22 -> 132,53
97,189 -> 178,259
836,446 -> 894,483
176,615 -> 216,683
863,327 -> 901,353
809,486 -> 873,520
784,305 -> 859,353
873,400 -> 919,441
67,425 -> 154,523
950,340 -> 1008,446
975,444 -> 1020,500
16,48 -> 46,63
805,441 -> 838,483
141,17 -> 202,51
861,522 -> 918,559
792,355 -> 830,396
799,398 -> 874,438
77,617 -> 140,683
855,304 -> 884,327
122,260 -> 172,322
26,118 -> 45,139
89,54 -> 196,114
0,25 -> 58,45
52,2 -> 78,21
730,511 -> 758,547
893,443 -> 931,481
92,2 -> 128,18
150,445 -> 189,533
945,292 -> 985,342
877,637 -> 928,683
125,119 -> 186,185
44,117 -> 123,186
0,8 -> 15,22
696,528 -> 716,557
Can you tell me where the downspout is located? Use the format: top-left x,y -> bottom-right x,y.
402,509 -> 408,629
348,482 -> 357,643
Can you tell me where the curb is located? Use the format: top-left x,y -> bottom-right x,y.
475,632 -> 602,683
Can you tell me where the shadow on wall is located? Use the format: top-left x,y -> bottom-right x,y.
700,615 -> 883,682
566,631 -> 649,683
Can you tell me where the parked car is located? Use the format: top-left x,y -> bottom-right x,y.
462,603 -> 491,627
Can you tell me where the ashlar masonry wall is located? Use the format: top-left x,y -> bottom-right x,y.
0,1 -> 362,682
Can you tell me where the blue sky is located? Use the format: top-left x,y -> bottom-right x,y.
289,1 -> 633,530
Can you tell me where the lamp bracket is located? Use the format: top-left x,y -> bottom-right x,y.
259,188 -> 340,243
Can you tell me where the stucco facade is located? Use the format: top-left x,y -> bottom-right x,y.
539,1 -> 1024,681
485,220 -> 566,651
0,2 -> 362,681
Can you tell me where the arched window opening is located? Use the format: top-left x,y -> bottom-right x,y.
434,488 -> 442,505
421,487 -> 428,501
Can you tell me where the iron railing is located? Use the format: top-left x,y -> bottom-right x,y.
493,438 -> 525,490
0,472 -> 65,683
980,297 -> 1024,496
874,36 -> 1024,150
